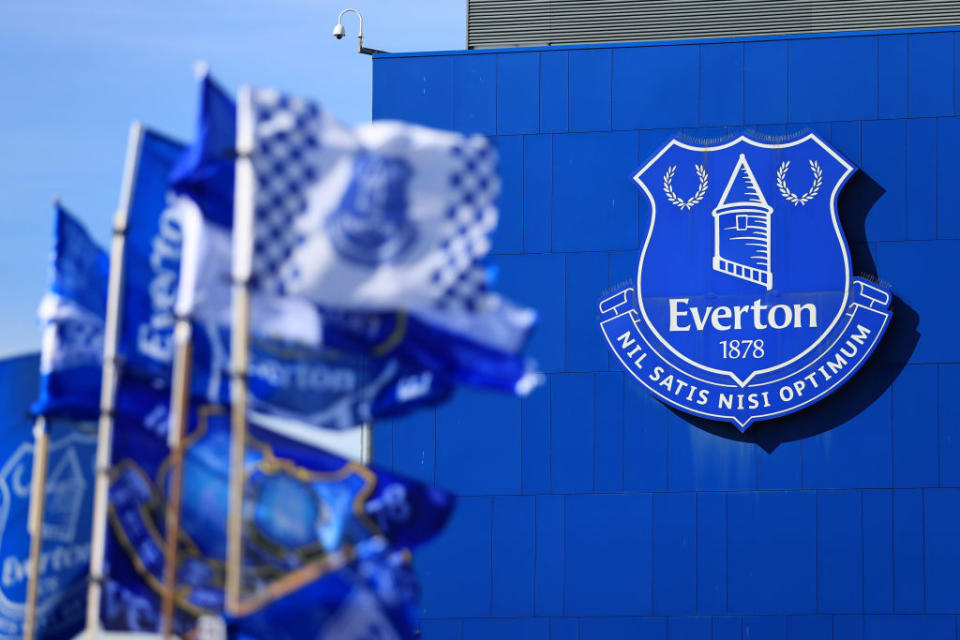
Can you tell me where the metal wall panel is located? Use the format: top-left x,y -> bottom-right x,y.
374,25 -> 960,639
467,0 -> 960,48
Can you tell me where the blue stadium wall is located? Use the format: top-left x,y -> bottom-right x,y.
371,26 -> 960,640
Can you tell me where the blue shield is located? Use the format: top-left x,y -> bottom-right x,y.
636,134 -> 852,385
599,133 -> 892,429
0,424 -> 95,639
328,154 -> 416,266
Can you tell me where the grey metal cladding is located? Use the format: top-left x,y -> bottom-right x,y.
467,0 -> 960,49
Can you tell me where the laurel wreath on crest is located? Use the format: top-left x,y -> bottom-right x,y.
776,159 -> 822,206
663,164 -> 709,210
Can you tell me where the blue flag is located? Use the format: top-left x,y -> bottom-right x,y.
0,353 -> 96,639
116,127 -> 188,382
33,203 -> 109,419
227,538 -> 418,640
244,330 -> 454,428
169,67 -> 236,230
101,377 -> 454,635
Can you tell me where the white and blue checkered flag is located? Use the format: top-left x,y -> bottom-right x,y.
181,80 -> 539,401
235,87 -> 504,315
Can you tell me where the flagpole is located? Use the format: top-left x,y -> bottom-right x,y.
226,278 -> 251,613
23,415 -> 48,640
85,122 -> 144,639
226,86 -> 255,614
360,423 -> 373,465
160,320 -> 193,638
24,201 -> 66,640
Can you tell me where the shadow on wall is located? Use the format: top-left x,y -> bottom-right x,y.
674,170 -> 920,452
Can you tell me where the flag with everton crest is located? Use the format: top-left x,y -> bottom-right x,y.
106,80 -> 451,427
232,86 -> 532,334
101,377 -> 453,636
0,354 -> 96,640
168,72 -> 456,426
176,78 -> 540,404
24,203 -> 101,639
235,86 -> 500,310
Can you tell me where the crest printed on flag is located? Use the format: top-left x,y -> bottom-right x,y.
0,424 -> 96,639
176,75 -> 539,410
101,379 -> 454,635
236,87 -> 500,312
0,354 -> 96,639
599,133 -> 892,430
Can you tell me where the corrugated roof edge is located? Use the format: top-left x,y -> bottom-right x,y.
373,23 -> 960,58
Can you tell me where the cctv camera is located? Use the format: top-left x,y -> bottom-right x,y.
333,23 -> 346,39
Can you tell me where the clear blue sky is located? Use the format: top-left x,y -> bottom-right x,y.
0,0 -> 465,357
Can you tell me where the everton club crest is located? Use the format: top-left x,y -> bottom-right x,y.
599,133 -> 892,430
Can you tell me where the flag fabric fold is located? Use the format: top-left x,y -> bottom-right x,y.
169,68 -> 237,230
226,538 -> 418,640
33,203 -> 109,419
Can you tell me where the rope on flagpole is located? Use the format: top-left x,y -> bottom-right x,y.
225,86 -> 256,614
23,415 -> 48,640
160,319 -> 194,638
85,121 -> 145,639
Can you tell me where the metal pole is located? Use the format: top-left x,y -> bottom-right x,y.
85,122 -> 144,638
23,416 -> 48,640
160,320 -> 193,638
360,423 -> 373,465
226,286 -> 250,613
226,87 -> 255,614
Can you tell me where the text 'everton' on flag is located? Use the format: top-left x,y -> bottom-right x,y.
104,99 -> 450,426
116,128 -> 188,382
0,354 -> 96,640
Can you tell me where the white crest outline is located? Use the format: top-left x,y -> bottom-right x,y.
0,429 -> 95,620
633,133 -> 855,388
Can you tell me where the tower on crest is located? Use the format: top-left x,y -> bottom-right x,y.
711,153 -> 774,290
